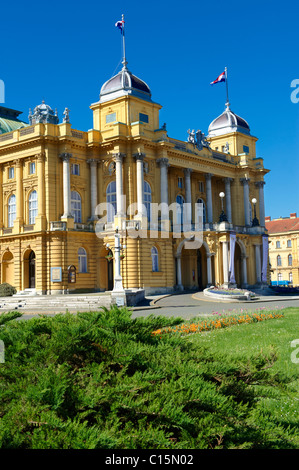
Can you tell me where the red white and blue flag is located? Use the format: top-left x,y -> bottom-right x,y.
210,71 -> 226,85
115,19 -> 125,34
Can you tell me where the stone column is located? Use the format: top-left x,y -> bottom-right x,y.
60,153 -> 73,219
113,153 -> 126,217
157,158 -> 169,229
15,159 -> 23,231
184,168 -> 192,229
205,173 -> 214,225
255,181 -> 266,226
36,153 -> 46,230
222,240 -> 229,286
176,254 -> 183,291
224,177 -> 233,224
241,254 -> 248,288
240,177 -> 251,226
87,159 -> 98,220
207,253 -> 212,286
134,153 -> 145,217
157,158 -> 169,205
255,244 -> 262,284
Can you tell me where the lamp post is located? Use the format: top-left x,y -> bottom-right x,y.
108,227 -> 127,306
251,198 -> 259,226
219,192 -> 228,222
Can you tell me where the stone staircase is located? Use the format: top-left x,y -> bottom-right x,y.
0,293 -> 112,313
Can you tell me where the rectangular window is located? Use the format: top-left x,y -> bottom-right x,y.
178,177 -> 183,189
243,145 -> 250,154
198,181 -> 204,192
8,167 -> 14,179
29,162 -> 36,174
139,113 -> 149,123
106,112 -> 116,124
276,241 -> 280,248
287,240 -> 292,248
71,163 -> 80,176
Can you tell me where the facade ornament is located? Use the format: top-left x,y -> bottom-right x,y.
108,161 -> 116,175
224,142 -> 230,153
29,100 -> 59,125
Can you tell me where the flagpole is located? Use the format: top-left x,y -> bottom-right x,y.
122,14 -> 127,69
225,67 -> 230,108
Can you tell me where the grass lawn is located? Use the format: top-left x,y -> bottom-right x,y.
188,307 -> 299,439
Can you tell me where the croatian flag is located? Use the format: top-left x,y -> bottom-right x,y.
210,71 -> 226,85
115,19 -> 124,34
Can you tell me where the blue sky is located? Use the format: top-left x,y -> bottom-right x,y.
1,0 -> 298,220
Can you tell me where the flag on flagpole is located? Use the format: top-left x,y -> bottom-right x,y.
210,71 -> 226,85
115,19 -> 125,34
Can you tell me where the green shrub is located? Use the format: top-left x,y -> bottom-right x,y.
0,308 -> 297,449
0,283 -> 17,297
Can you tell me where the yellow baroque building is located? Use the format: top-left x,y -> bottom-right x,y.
265,212 -> 299,286
0,61 -> 270,295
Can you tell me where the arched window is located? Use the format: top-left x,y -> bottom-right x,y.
176,194 -> 184,227
196,198 -> 206,225
29,190 -> 38,224
277,255 -> 282,266
106,181 -> 117,223
151,246 -> 159,272
78,247 -> 87,273
71,191 -> 82,223
8,194 -> 16,227
288,254 -> 293,266
144,181 -> 152,221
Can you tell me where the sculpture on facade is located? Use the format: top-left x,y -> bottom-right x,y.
187,129 -> 211,150
63,107 -> 70,123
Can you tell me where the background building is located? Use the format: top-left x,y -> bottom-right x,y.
266,212 -> 299,286
0,60 -> 269,295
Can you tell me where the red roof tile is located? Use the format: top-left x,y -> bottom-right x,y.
265,217 -> 299,233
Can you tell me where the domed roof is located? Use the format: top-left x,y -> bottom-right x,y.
100,63 -> 152,103
29,100 -> 59,125
208,104 -> 250,137
0,106 -> 27,134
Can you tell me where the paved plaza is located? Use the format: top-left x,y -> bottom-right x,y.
131,291 -> 299,320
7,290 -> 299,322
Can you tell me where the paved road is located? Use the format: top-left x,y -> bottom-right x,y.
131,292 -> 299,320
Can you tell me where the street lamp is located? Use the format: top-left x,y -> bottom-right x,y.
251,198 -> 259,226
219,192 -> 228,222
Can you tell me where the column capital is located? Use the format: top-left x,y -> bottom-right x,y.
223,177 -> 234,183
205,172 -> 213,181
35,152 -> 46,162
59,152 -> 72,162
157,157 -> 169,168
133,152 -> 146,161
184,168 -> 193,176
255,180 -> 266,188
14,158 -> 23,168
87,158 -> 99,166
113,152 -> 126,163
240,177 -> 250,184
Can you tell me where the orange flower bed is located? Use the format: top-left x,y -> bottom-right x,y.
152,309 -> 284,337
